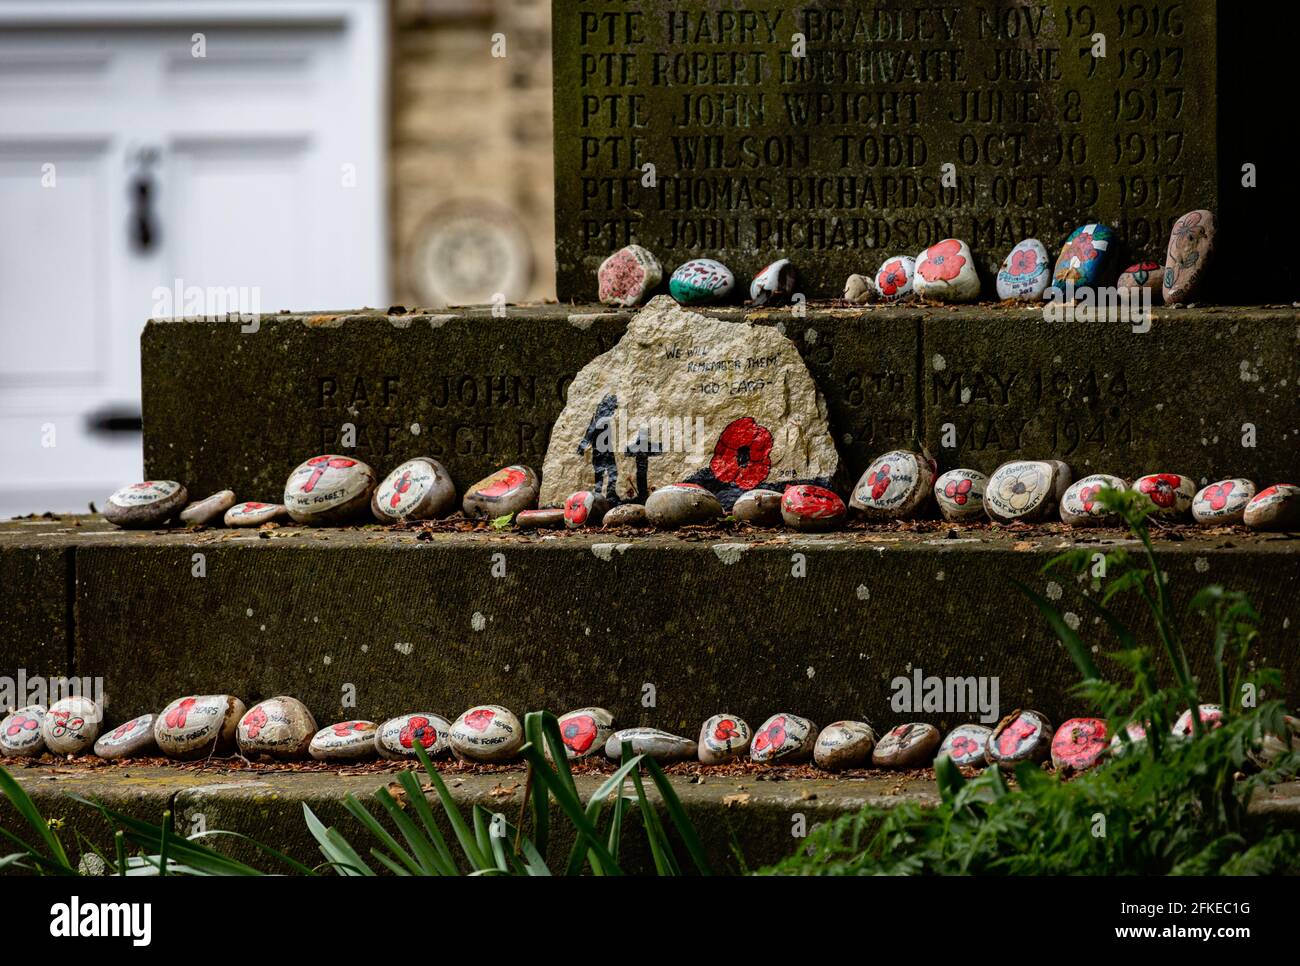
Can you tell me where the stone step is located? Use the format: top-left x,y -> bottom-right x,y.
2,516 -> 1296,732
140,305 -> 1297,504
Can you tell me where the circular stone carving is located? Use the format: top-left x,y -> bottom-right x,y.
411,201 -> 533,306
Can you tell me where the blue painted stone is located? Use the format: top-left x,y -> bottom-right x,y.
1051,223 -> 1117,298
669,259 -> 734,304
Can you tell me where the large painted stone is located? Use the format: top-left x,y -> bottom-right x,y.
1051,224 -> 1117,298
283,455 -> 376,525
749,258 -> 797,307
813,721 -> 875,770
179,490 -> 236,527
985,460 -> 1070,523
933,469 -> 987,522
598,245 -> 662,307
556,707 -> 615,759
463,465 -> 539,520
309,720 -> 378,761
103,481 -> 188,529
872,722 -> 939,768
155,694 -> 245,759
237,696 -> 317,760
985,709 -> 1052,768
874,256 -> 915,302
1060,474 -> 1127,526
604,727 -> 696,763
449,705 -> 524,762
1192,479 -> 1255,525
93,714 -> 157,759
0,705 -> 46,757
750,713 -> 816,764
1244,484 -> 1300,531
1050,717 -> 1108,773
780,485 -> 846,532
849,450 -> 934,520
669,259 -> 734,305
937,724 -> 991,769
1133,473 -> 1196,518
1162,210 -> 1216,303
697,713 -> 752,764
41,696 -> 101,755
996,239 -> 1051,301
372,457 -> 456,522
914,239 -> 980,302
375,713 -> 451,760
539,297 -> 840,509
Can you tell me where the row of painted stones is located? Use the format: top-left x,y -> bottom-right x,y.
8,698 -> 1289,777
597,210 -> 1215,308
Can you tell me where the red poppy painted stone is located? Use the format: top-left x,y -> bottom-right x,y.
598,244 -> 662,307
698,713 -> 752,764
93,714 -> 157,760
309,720 -> 378,761
1192,478 -> 1256,525
850,451 -> 935,520
155,695 -> 246,759
224,501 -> 288,527
41,696 -> 101,755
996,239 -> 1050,300
1060,474 -> 1127,526
450,705 -> 524,762
1172,704 -> 1223,738
938,724 -> 992,769
374,713 -> 451,760
564,490 -> 610,528
372,457 -> 456,522
0,705 -> 46,757
179,490 -> 236,527
933,469 -> 987,522
462,465 -> 539,520
914,238 -> 980,302
284,455 -> 377,525
732,488 -> 784,526
1051,223 -> 1116,298
1162,209 -> 1216,304
843,273 -> 876,304
1050,717 -> 1108,773
985,459 -> 1070,523
780,484 -> 846,531
749,258 -> 797,306
516,507 -> 566,530
556,707 -> 615,759
750,713 -> 816,764
871,722 -> 940,768
604,727 -> 697,763
1133,473 -> 1195,517
237,696 -> 317,760
985,709 -> 1052,769
645,483 -> 723,529
601,503 -> 649,528
874,255 -> 915,302
1244,484 -> 1300,531
104,480 -> 188,529
1116,261 -> 1163,301
813,721 -> 875,770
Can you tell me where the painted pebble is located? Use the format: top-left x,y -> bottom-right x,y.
462,465 -> 539,520
1192,479 -> 1256,525
41,696 -> 101,755
93,714 -> 157,760
1133,473 -> 1195,518
1172,704 -> 1223,738
1060,474 -> 1127,526
155,695 -> 246,759
179,490 -> 236,527
938,724 -> 992,769
1244,484 -> 1300,531
1050,717 -> 1108,773
780,484 -> 846,532
1109,721 -> 1148,756
914,238 -> 980,302
601,503 -> 649,528
224,501 -> 288,527
0,705 -> 46,756
843,273 -> 876,304
1163,209 -> 1216,304
934,469 -> 987,522
284,455 -> 376,525
516,508 -> 566,529
1051,223 -> 1116,297
604,727 -> 697,763
874,255 -> 915,302
556,707 -> 615,760
732,488 -> 784,526
985,709 -> 1052,768
871,722 -> 940,768
996,239 -> 1051,300
750,713 -> 816,764
374,713 -> 451,760
1116,261 -> 1163,301
813,721 -> 875,771
850,450 -> 935,520
697,714 -> 752,764
564,490 -> 609,528
645,483 -> 723,529
749,258 -> 797,306
103,481 -> 188,529
449,705 -> 524,762
669,258 -> 734,305
309,721 -> 379,761
985,459 -> 1070,523
598,244 -> 662,307
237,696 -> 317,760
372,457 -> 456,522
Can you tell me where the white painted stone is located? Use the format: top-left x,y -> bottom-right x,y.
1060,474 -> 1128,526
449,704 -> 524,762
93,714 -> 157,759
849,450 -> 935,519
374,713 -> 452,760
462,465 -> 539,520
813,721 -> 875,770
873,255 -> 915,302
41,696 -> 101,755
1244,484 -> 1300,531
933,469 -> 987,522
155,694 -> 246,759
103,481 -> 188,529
937,724 -> 992,768
985,460 -> 1071,523
985,709 -> 1053,768
283,455 -> 377,525
556,707 -> 615,759
1192,479 -> 1256,525
224,502 -> 289,527
749,258 -> 797,306
0,705 -> 46,756
995,238 -> 1051,300
1133,473 -> 1196,517
871,722 -> 940,767
604,727 -> 697,763
913,238 -> 980,302
750,712 -> 816,763
372,457 -> 457,521
237,696 -> 317,760
1172,704 -> 1223,737
669,258 -> 734,304
179,490 -> 236,526
309,720 -> 379,761
697,714 -> 752,764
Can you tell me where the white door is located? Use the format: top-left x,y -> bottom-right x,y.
0,1 -> 386,518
